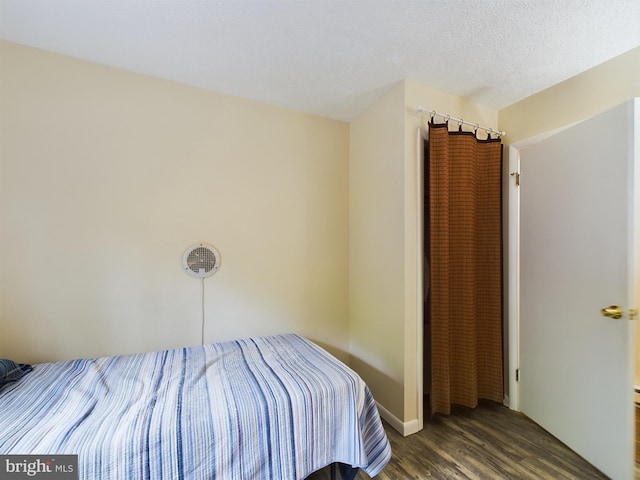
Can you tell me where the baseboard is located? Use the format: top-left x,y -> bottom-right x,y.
376,401 -> 421,437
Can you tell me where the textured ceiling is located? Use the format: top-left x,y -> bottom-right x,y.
2,0 -> 640,121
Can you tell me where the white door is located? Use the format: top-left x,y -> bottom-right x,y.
517,99 -> 638,480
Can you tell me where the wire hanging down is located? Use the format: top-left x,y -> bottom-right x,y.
414,106 -> 506,138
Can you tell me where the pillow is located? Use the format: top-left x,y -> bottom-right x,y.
0,359 -> 33,388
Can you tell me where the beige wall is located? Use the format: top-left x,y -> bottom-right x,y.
499,45 -> 640,387
499,46 -> 640,144
349,81 -> 407,422
14,33 -> 631,431
349,78 -> 498,429
0,41 -> 350,364
1,40 -> 503,434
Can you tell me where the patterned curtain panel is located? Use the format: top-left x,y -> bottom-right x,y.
427,122 -> 503,416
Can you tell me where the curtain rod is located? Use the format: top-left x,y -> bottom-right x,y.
415,106 -> 506,138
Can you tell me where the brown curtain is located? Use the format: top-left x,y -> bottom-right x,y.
427,121 -> 503,416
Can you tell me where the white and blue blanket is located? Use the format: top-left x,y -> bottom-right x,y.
0,334 -> 391,479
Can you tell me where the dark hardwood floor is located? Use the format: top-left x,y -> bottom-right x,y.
308,401 -> 609,479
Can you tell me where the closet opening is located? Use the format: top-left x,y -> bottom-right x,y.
421,118 -> 504,418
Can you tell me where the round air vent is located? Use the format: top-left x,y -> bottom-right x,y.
182,243 -> 221,278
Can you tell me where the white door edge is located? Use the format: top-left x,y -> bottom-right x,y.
507,145 -> 520,412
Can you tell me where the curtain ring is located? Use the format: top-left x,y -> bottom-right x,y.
458,119 -> 463,132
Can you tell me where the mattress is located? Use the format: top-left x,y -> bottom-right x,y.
0,334 -> 391,479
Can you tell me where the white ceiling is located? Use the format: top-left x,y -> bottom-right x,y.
2,0 -> 640,121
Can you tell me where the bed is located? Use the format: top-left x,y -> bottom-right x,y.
0,334 -> 391,479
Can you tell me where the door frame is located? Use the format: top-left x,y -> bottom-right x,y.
507,142 -> 520,411
506,120 -> 606,412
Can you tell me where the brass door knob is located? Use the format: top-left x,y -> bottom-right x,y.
601,305 -> 623,319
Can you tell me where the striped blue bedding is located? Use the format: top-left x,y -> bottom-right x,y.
0,334 -> 391,479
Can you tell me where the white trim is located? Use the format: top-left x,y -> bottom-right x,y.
507,146 -> 520,411
415,127 -> 424,432
376,401 -> 421,437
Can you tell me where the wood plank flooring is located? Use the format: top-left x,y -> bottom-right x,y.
307,402 -> 608,479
